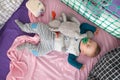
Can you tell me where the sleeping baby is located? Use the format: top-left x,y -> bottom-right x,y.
66,23 -> 101,70
68,37 -> 100,70
15,20 -> 100,69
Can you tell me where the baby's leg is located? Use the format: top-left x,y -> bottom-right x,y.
15,19 -> 36,33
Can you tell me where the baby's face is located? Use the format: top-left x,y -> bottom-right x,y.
80,39 -> 98,57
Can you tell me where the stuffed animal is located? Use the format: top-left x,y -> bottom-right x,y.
48,12 -> 93,39
26,0 -> 45,17
48,13 -> 94,55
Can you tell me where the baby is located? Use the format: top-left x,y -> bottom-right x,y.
68,24 -> 100,70
15,20 -> 100,70
80,38 -> 100,57
68,38 -> 100,70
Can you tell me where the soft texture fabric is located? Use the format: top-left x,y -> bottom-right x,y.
7,35 -> 79,80
1,0 -> 120,80
88,47 -> 120,80
15,20 -> 54,56
0,0 -> 30,79
0,0 -> 23,25
48,12 -> 88,39
28,0 -> 120,79
7,29 -> 120,80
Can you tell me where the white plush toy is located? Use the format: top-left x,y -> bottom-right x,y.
26,0 -> 45,17
48,13 -> 94,55
48,13 -> 93,39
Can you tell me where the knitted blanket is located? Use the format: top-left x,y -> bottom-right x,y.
88,47 -> 120,80
0,0 -> 23,29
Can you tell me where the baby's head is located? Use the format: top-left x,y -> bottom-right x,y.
80,38 -> 100,57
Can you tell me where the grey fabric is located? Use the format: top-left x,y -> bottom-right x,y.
16,20 -> 55,56
88,47 -> 120,80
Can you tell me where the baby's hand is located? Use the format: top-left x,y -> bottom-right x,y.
80,65 -> 85,70
94,28 -> 99,36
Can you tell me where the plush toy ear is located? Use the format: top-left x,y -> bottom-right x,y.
61,13 -> 67,22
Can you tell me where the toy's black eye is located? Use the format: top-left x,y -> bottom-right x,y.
38,3 -> 41,5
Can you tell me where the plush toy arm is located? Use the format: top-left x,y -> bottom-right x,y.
15,19 -> 35,33
70,17 -> 80,25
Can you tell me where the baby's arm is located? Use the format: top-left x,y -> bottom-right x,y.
80,23 -> 97,34
68,53 -> 83,69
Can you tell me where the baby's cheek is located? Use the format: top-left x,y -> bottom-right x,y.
80,50 -> 87,56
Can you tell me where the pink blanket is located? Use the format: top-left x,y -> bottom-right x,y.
6,34 -> 80,80
7,29 -> 120,80
7,0 -> 120,79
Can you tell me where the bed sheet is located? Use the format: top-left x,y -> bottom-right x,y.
0,0 -> 30,79
6,26 -> 120,80
1,0 -> 120,80
6,35 -> 79,80
28,0 -> 120,80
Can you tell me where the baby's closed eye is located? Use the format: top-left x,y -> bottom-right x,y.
87,44 -> 90,48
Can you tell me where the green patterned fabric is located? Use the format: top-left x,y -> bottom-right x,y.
61,0 -> 120,38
